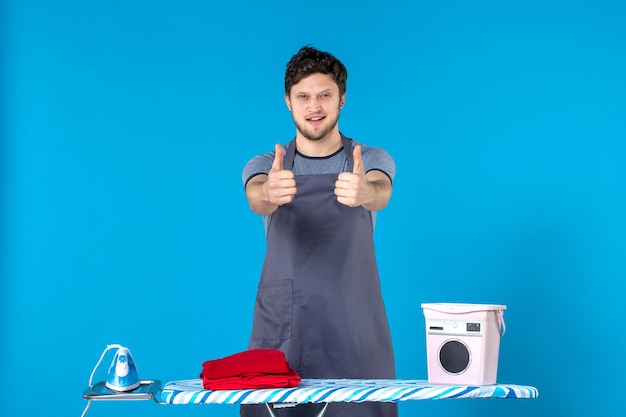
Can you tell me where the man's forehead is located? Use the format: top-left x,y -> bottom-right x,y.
290,73 -> 339,93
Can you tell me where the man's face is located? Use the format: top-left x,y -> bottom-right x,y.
285,73 -> 345,142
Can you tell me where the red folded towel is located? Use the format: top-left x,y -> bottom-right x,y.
202,368 -> 301,390
200,349 -> 301,390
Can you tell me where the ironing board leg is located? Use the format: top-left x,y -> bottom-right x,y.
313,403 -> 329,417
264,402 -> 329,417
264,403 -> 278,417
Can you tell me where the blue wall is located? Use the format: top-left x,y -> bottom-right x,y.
2,1 -> 625,416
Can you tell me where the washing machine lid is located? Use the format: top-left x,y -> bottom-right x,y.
421,303 -> 507,314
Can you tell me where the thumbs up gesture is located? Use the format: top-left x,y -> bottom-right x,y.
265,143 -> 297,206
335,145 -> 375,207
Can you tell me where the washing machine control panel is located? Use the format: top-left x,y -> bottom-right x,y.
427,319 -> 483,336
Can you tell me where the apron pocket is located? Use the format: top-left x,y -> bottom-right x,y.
251,279 -> 293,340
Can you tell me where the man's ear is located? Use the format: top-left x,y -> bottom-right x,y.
285,93 -> 292,111
340,93 -> 346,108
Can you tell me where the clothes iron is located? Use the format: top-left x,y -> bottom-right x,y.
105,346 -> 140,391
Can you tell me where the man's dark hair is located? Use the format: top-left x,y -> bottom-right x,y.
284,46 -> 348,96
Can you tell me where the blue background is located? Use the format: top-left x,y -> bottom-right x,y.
2,1 -> 625,416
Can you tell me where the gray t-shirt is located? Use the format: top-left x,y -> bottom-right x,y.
242,138 -> 395,232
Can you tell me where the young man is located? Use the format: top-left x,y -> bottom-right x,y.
241,46 -> 397,417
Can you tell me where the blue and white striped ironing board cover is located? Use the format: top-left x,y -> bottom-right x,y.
156,378 -> 538,405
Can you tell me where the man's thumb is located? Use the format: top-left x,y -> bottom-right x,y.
353,145 -> 364,174
272,143 -> 284,171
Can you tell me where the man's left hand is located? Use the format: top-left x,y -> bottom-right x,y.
334,145 -> 375,208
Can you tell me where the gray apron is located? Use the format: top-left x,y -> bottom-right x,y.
242,136 -> 397,417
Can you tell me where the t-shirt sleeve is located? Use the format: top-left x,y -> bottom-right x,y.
361,144 -> 396,183
242,151 -> 276,187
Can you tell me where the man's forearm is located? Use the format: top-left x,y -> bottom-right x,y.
361,170 -> 393,211
245,176 -> 280,215
362,179 -> 392,211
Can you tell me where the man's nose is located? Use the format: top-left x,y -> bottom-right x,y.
308,97 -> 322,111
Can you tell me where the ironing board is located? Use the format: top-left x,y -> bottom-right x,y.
158,378 -> 537,404
85,378 -> 538,417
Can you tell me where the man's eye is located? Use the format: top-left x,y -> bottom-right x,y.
298,95 -> 308,100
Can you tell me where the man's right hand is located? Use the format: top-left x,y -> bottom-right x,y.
264,143 -> 297,206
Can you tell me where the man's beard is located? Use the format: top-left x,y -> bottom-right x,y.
293,110 -> 340,142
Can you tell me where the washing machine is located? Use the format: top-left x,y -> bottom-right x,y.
422,303 -> 506,385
